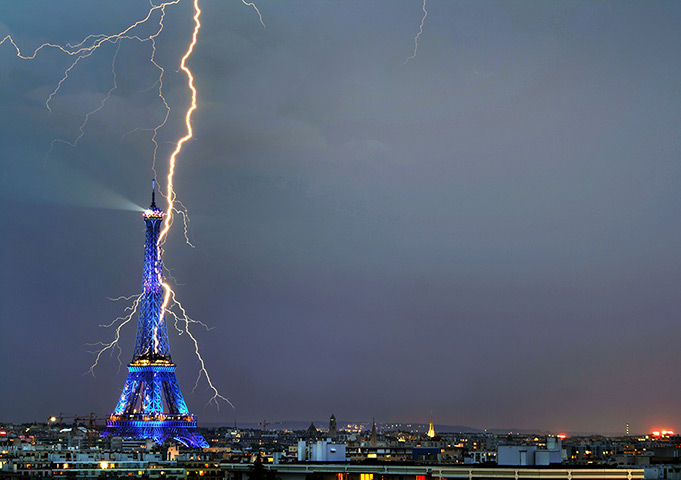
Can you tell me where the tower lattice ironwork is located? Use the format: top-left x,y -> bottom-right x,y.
101,183 -> 208,448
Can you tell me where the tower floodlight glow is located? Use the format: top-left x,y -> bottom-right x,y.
101,183 -> 208,448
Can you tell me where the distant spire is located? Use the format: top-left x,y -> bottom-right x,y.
306,422 -> 318,440
329,414 -> 338,439
150,178 -> 158,210
370,418 -> 377,445
427,413 -> 436,438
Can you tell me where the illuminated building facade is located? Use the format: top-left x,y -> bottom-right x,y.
101,186 -> 208,448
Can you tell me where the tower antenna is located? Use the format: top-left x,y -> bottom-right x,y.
150,178 -> 157,210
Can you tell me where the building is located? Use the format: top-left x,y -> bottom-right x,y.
221,462 -> 645,480
298,439 -> 346,462
498,436 -> 562,466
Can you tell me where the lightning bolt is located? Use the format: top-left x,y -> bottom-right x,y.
404,0 -> 428,65
173,199 -> 196,248
0,1 -> 181,113
164,285 -> 233,409
86,294 -> 142,376
241,0 -> 267,29
47,40 -> 122,156
154,0 -> 236,410
157,0 -> 201,249
47,2 -> 178,161
2,0 -> 267,410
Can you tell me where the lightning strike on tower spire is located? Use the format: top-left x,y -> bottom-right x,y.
158,0 -> 201,248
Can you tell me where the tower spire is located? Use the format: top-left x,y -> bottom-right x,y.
150,178 -> 158,210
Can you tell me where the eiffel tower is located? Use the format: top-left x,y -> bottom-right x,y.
101,182 -> 208,448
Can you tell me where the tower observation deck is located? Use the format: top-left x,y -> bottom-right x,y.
101,182 -> 208,448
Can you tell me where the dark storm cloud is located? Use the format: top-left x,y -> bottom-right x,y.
2,0 -> 681,434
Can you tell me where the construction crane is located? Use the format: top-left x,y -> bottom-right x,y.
78,413 -> 108,448
47,413 -> 79,430
49,413 -> 108,447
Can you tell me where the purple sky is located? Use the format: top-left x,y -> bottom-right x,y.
1,0 -> 681,435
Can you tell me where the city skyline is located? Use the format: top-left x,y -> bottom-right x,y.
1,1 -> 681,434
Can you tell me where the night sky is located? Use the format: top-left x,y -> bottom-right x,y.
1,1 -> 681,435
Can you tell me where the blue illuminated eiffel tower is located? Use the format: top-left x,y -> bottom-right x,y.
101,183 -> 208,448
